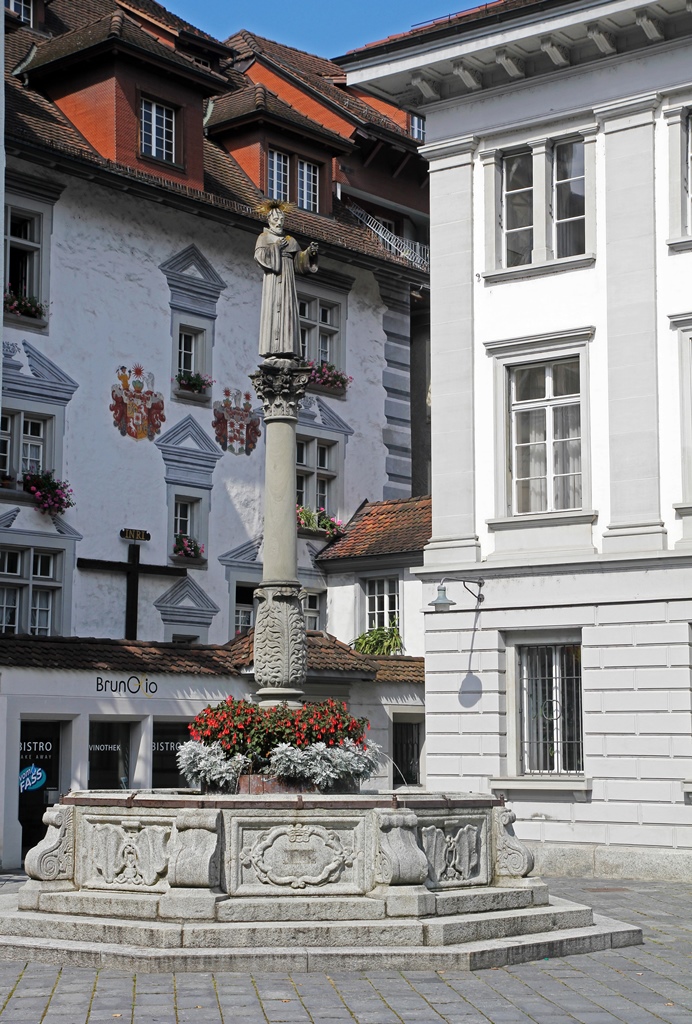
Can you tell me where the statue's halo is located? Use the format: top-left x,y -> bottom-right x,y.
255,198 -> 296,217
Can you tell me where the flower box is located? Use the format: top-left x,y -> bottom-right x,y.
307,381 -> 347,398
172,387 -> 211,405
170,554 -> 207,568
297,526 -> 328,539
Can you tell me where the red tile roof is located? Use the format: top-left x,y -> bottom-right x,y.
20,9 -> 224,88
318,495 -> 431,562
0,635 -> 240,675
374,655 -> 425,685
45,0 -> 221,44
225,29 -> 412,141
5,16 -> 425,277
207,84 -> 353,152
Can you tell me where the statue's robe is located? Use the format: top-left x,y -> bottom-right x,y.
255,229 -> 317,357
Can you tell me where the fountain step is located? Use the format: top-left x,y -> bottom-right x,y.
29,884 -> 549,923
0,910 -> 642,972
0,898 -> 592,950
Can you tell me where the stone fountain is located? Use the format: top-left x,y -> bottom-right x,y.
0,204 -> 642,971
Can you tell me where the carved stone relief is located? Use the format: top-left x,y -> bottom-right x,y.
493,808 -> 534,878
250,359 -> 311,422
24,806 -> 74,882
84,818 -> 171,889
421,824 -> 480,886
253,584 -> 308,690
240,823 -> 355,889
373,810 -> 429,886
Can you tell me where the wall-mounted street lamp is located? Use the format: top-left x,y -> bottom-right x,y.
428,577 -> 485,611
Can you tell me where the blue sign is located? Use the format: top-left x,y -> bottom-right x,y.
19,764 -> 46,793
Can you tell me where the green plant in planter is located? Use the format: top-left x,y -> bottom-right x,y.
352,624 -> 404,655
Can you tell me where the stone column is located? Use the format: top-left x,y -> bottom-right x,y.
250,358 -> 311,707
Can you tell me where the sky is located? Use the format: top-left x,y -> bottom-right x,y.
164,1 -> 473,58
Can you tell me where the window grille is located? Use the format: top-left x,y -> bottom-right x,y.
519,644 -> 583,774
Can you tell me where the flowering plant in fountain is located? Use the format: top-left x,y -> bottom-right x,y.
176,696 -> 381,792
23,470 -> 75,515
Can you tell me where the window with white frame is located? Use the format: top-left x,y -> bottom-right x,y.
177,326 -> 205,375
0,546 -> 61,635
296,436 -> 336,514
365,577 -> 399,630
488,135 -> 592,273
298,160 -> 319,212
503,150 -> 533,267
410,114 -> 426,142
268,149 -> 290,202
174,498 -> 199,542
4,0 -> 31,24
0,411 -> 52,484
170,311 -> 212,399
510,357 -> 581,515
303,591 -> 323,631
140,98 -> 176,163
234,584 -> 255,636
553,141 -> 585,259
298,295 -> 340,367
5,203 -> 42,304
519,643 -> 583,775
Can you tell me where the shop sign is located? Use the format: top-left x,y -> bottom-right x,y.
96,675 -> 158,695
19,764 -> 47,793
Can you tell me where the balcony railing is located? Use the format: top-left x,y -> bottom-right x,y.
345,199 -> 429,273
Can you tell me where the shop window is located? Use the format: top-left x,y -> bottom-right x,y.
88,721 -> 131,789
152,721 -> 190,788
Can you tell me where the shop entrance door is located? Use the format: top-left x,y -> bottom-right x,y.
88,721 -> 131,789
19,721 -> 61,856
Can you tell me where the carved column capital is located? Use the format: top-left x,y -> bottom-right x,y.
250,358 -> 311,421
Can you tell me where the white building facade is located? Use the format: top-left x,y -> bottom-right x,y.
343,0 -> 692,878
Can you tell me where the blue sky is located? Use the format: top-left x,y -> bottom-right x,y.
165,2 -> 471,58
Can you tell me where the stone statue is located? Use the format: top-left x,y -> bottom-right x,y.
255,200 -> 318,358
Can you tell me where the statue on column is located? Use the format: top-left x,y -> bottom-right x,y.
255,200 -> 319,359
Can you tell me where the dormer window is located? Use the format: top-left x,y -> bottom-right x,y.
268,149 -> 290,202
5,0 -> 31,24
140,98 -> 175,163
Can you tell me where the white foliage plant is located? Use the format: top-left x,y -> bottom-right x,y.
177,737 -> 382,792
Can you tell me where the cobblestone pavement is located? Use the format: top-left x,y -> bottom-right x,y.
0,874 -> 690,1023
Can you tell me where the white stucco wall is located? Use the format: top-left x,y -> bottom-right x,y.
3,162 -> 400,643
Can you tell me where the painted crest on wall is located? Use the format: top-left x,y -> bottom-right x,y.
212,388 -> 261,456
110,364 -> 166,441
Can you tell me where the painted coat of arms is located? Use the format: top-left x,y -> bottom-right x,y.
212,388 -> 261,456
110,364 -> 166,441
